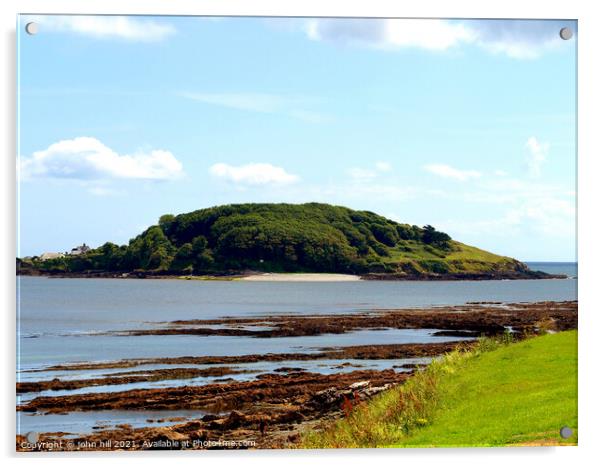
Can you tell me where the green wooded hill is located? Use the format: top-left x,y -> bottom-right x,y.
21,203 -> 541,278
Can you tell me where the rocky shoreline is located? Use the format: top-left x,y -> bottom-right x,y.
18,369 -> 411,451
22,341 -> 469,374
100,300 -> 577,339
16,300 -> 577,451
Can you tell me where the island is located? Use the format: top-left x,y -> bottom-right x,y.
17,202 -> 559,280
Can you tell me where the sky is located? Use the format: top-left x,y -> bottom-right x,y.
17,16 -> 576,261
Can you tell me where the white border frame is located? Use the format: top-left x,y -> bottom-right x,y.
3,1 -> 600,465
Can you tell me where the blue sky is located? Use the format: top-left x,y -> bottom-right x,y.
17,16 -> 576,261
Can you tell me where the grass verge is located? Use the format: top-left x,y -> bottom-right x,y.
300,330 -> 577,448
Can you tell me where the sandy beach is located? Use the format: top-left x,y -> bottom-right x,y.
240,273 -> 361,282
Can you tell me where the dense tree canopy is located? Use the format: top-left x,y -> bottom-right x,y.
28,203 -> 465,275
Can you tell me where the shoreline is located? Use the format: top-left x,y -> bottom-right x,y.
16,270 -> 569,281
17,300 -> 577,450
96,300 -> 577,339
18,368 -> 411,451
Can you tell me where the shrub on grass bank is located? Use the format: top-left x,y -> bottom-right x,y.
300,333 -> 517,449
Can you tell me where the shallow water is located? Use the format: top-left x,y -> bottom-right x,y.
18,327 -> 468,369
19,410 -> 212,437
17,356 -> 435,403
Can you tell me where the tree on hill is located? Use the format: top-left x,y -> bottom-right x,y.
421,225 -> 451,247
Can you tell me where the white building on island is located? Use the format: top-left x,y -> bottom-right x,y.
37,244 -> 91,261
69,243 -> 91,256
39,252 -> 65,261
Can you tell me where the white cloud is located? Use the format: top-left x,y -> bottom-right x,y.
348,168 -> 376,181
525,136 -> 550,177
209,163 -> 299,186
375,161 -> 392,172
88,186 -> 119,196
288,110 -> 333,124
439,175 -> 575,239
180,92 -> 283,113
511,196 -> 575,236
441,195 -> 575,239
301,184 -> 422,204
306,19 -> 474,51
302,18 -> 573,59
20,137 -> 184,180
348,161 -> 392,180
461,177 -> 569,205
180,92 -> 332,123
470,20 -> 568,60
424,163 -> 481,181
31,15 -> 175,42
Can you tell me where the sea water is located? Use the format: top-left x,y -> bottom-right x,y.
16,263 -> 577,436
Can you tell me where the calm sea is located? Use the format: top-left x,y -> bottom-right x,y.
17,263 -> 577,366
525,261 -> 577,278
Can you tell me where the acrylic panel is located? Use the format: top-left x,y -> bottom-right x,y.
16,15 -> 577,451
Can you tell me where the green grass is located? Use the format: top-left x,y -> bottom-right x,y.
383,240 -> 519,275
387,241 -> 508,263
301,331 -> 577,448
444,242 -> 512,262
